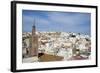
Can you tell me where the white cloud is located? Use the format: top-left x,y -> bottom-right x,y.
46,12 -> 90,27
37,17 -> 50,25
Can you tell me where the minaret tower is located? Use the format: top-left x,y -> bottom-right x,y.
30,19 -> 38,57
32,20 -> 36,35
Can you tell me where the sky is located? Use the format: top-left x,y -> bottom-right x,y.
22,10 -> 91,35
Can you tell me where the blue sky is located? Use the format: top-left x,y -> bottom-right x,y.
22,10 -> 91,35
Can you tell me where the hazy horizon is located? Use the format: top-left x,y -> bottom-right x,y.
22,10 -> 91,36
